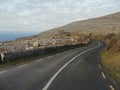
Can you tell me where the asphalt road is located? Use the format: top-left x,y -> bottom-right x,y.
0,40 -> 119,90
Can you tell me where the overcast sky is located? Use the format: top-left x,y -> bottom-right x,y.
0,0 -> 120,33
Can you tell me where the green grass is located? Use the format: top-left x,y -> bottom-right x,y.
92,33 -> 120,85
101,50 -> 120,85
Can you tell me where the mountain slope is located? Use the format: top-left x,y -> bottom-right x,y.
39,12 -> 120,36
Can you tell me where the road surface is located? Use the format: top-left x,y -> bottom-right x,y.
0,40 -> 119,90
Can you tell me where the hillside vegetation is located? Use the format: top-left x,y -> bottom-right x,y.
39,12 -> 120,36
101,34 -> 120,85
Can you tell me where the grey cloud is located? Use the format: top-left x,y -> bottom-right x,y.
0,0 -> 120,32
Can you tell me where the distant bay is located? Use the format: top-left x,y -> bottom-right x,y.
0,31 -> 38,42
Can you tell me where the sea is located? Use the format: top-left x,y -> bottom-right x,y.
0,31 -> 38,42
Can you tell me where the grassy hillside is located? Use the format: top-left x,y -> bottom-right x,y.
38,12 -> 120,36
17,12 -> 120,42
101,34 -> 120,85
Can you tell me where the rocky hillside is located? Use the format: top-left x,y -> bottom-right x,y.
0,32 -> 90,53
39,12 -> 120,36
0,12 -> 120,53
15,12 -> 120,41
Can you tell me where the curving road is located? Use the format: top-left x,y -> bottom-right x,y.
0,40 -> 119,90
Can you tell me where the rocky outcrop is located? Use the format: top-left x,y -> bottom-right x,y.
0,32 -> 91,61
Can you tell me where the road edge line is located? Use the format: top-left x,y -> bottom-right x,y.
42,40 -> 100,90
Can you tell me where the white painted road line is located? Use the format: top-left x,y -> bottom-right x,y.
42,41 -> 101,90
101,72 -> 106,78
98,64 -> 101,68
35,59 -> 42,63
0,71 -> 7,74
109,85 -> 115,90
18,64 -> 28,68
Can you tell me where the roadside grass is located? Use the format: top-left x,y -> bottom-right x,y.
101,50 -> 120,85
92,33 -> 120,85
